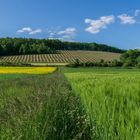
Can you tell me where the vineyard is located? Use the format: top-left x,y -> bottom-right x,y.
0,51 -> 121,64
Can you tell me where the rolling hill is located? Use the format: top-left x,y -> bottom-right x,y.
0,51 -> 121,65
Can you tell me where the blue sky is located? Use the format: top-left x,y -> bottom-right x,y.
0,0 -> 140,49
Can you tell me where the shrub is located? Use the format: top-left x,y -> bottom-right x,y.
0,61 -> 31,66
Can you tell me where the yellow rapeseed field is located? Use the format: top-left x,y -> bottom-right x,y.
0,67 -> 56,74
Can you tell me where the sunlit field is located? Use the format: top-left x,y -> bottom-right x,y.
0,51 -> 120,63
1,67 -> 140,139
0,66 -> 56,74
64,68 -> 140,140
0,68 -> 89,140
1,0 -> 140,139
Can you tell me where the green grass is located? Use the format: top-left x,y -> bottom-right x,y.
64,67 -> 140,140
62,67 -> 140,73
0,74 -> 33,80
1,67 -> 140,139
0,72 -> 90,140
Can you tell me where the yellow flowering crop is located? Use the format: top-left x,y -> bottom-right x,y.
0,67 -> 56,74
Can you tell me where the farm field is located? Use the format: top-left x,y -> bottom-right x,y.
1,67 -> 140,139
0,51 -> 121,64
1,0 -> 140,139
64,68 -> 140,140
0,66 -> 56,74
0,68 -> 89,140
0,74 -> 33,80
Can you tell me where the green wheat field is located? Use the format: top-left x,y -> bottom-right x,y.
0,67 -> 140,140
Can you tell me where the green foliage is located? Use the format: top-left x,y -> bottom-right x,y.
0,37 -> 125,56
0,61 -> 31,66
120,49 -> 140,67
136,55 -> 140,63
68,59 -> 123,67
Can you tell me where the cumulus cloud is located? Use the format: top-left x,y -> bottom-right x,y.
48,27 -> 76,41
17,27 -> 32,33
135,10 -> 140,16
85,15 -> 115,34
29,29 -> 42,35
118,14 -> 136,24
17,27 -> 42,35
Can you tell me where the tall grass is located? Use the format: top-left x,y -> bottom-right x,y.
0,72 -> 90,140
2,67 -> 139,139
65,68 -> 140,140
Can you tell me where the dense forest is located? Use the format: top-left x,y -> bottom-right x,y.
0,38 -> 125,56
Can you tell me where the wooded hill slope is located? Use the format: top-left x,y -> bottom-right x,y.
0,38 -> 125,56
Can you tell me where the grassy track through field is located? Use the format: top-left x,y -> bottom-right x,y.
0,72 -> 90,140
64,68 -> 140,140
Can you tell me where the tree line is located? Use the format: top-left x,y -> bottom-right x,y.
70,49 -> 140,68
0,38 -> 125,56
120,49 -> 140,67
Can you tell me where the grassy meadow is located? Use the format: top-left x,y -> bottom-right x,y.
0,66 -> 140,139
0,67 -> 90,140
64,68 -> 140,140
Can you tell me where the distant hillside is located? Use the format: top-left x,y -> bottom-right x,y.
0,38 -> 125,56
0,51 -> 121,64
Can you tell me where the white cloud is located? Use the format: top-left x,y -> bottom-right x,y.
29,29 -> 42,35
135,10 -> 140,16
17,27 -> 32,33
118,14 -> 136,24
17,27 -> 42,35
48,27 -> 76,41
85,15 -> 115,34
